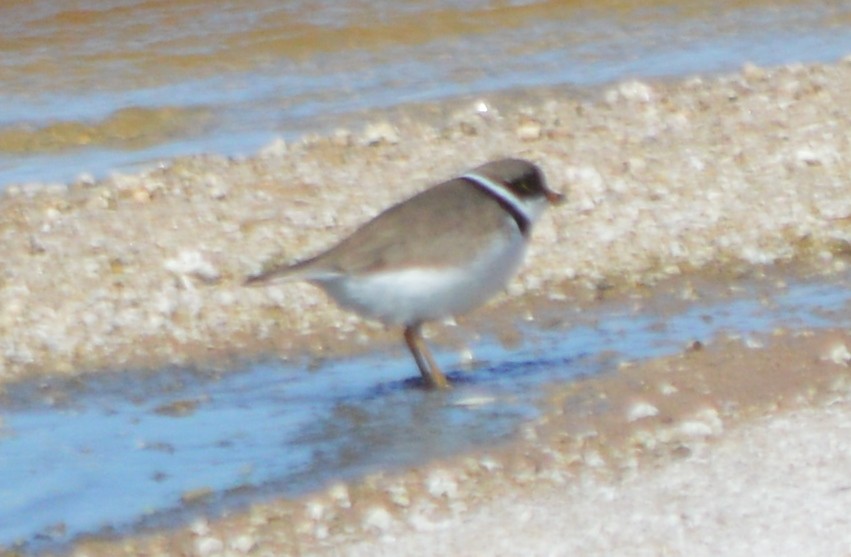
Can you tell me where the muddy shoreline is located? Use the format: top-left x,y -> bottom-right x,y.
4,57 -> 851,555
57,323 -> 851,557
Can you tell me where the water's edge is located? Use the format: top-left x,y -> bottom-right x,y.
3,267 -> 851,552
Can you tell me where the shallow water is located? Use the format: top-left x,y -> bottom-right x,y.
3,269 -> 851,552
2,0 -> 851,187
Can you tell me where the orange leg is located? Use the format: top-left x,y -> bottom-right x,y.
404,324 -> 450,389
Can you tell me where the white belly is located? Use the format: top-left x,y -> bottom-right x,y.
315,232 -> 527,326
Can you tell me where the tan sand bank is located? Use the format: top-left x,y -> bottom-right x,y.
2,58 -> 851,383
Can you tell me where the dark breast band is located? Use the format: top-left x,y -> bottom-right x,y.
461,176 -> 531,236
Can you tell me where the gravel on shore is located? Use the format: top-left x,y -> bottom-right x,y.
3,58 -> 851,383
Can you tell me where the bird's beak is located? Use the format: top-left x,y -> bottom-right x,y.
545,189 -> 565,205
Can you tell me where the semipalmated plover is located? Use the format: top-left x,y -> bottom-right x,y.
246,158 -> 562,388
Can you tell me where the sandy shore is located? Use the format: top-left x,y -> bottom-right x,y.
3,57 -> 851,383
4,56 -> 851,555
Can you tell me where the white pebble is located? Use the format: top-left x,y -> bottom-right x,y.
328,482 -> 351,508
75,172 -> 96,184
305,500 -> 324,521
204,173 -> 228,199
386,484 -> 411,507
458,347 -> 474,366
620,80 -> 653,101
479,456 -> 502,472
194,536 -> 224,557
678,407 -> 724,438
362,121 -> 400,145
626,400 -> 660,422
190,518 -> 211,536
744,337 -> 764,349
516,120 -> 542,141
163,250 -> 220,282
823,343 -> 851,366
796,148 -> 818,165
677,420 -> 715,438
473,99 -> 491,114
658,382 -> 679,395
426,469 -> 459,499
229,534 -> 256,554
259,136 -> 288,157
362,505 -> 394,533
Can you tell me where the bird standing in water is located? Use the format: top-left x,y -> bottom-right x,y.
246,158 -> 563,389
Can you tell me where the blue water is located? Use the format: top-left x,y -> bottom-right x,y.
1,1 -> 851,187
2,273 -> 850,552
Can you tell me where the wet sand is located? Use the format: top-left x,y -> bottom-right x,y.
316,330 -> 851,557
63,327 -> 851,556
4,57 -> 851,554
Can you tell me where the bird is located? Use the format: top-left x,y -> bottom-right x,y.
245,158 -> 563,389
